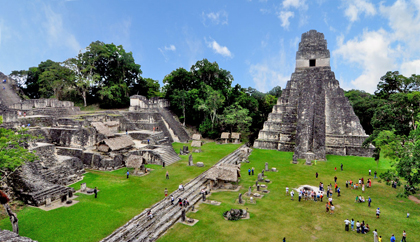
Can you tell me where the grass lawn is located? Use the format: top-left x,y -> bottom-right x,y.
159,148 -> 420,242
0,142 -> 241,242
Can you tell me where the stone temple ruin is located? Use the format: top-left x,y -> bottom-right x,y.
0,77 -> 189,208
253,30 -> 374,162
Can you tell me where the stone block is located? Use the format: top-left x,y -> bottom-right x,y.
196,162 -> 204,167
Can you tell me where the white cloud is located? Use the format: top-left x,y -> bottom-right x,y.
201,10 -> 228,26
333,29 -> 395,92
343,0 -> 376,22
282,0 -> 307,10
334,0 -> 420,93
205,38 -> 233,58
249,39 -> 291,92
42,4 -> 80,52
164,45 -> 176,51
278,11 -> 294,28
158,45 -> 176,62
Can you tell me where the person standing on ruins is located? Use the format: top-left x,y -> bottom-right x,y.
170,195 -> 174,205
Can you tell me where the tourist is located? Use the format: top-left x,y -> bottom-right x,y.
328,196 -> 332,204
147,139 -> 149,144
351,218 -> 355,231
178,198 -> 182,207
378,235 -> 382,242
248,168 -> 251,175
148,210 -> 153,219
162,161 -> 165,168
126,129 -> 128,135
369,179 -> 372,188
251,167 -> 254,175
320,191 -> 323,202
126,170 -> 129,179
166,171 -> 169,179
330,204 -> 335,214
94,187 -> 98,198
316,172 -> 318,179
390,234 -> 396,242
356,221 -> 360,233
337,187 -> 341,197
334,183 -> 338,192
361,221 -> 365,234
170,195 -> 174,205
368,196 -> 372,207
283,237 -> 286,242
327,189 -> 330,198
334,176 -> 337,183
23,112 -> 26,117
374,170 -> 377,178
407,212 -> 410,218
373,229 -> 378,242
325,202 -> 329,212
346,180 -> 348,188
401,230 -> 406,242
365,224 -> 370,232
376,208 -> 380,218
298,190 -> 302,202
286,186 -> 289,195
341,163 -> 343,171
290,190 -> 294,200
344,218 -> 350,231
335,167 -> 337,171
164,188 -> 168,197
369,169 -> 371,176
179,184 -> 184,191
362,184 -> 365,192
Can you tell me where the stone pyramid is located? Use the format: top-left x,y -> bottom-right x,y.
253,30 -> 374,163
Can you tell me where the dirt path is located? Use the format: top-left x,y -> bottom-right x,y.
408,195 -> 420,204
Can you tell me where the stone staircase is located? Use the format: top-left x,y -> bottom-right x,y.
152,145 -> 181,166
158,108 -> 190,143
101,145 -> 250,242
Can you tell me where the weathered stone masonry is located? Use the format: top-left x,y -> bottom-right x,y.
253,30 -> 374,161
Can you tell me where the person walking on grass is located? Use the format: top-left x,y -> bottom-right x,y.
374,170 -> 377,178
351,219 -> 355,231
316,172 -> 318,179
337,187 -> 341,197
368,196 -> 372,207
376,208 -> 380,218
401,230 -> 406,242
251,167 -> 254,175
94,187 -> 98,198
166,171 -> 169,179
344,218 -> 350,231
248,168 -> 251,175
373,229 -> 379,242
335,167 -> 337,171
341,163 -> 343,171
369,169 -> 371,176
290,190 -> 294,200
126,170 -> 129,179
325,202 -> 329,213
286,186 -> 289,195
334,176 -> 337,183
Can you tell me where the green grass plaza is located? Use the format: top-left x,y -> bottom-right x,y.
1,142 -> 418,242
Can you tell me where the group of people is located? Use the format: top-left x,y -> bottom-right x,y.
344,218 -> 371,234
169,195 -> 190,208
373,230 -> 407,242
346,177 -> 372,191
247,167 -> 255,175
297,189 -> 324,202
17,110 -> 26,118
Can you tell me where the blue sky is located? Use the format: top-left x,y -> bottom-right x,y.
0,0 -> 419,93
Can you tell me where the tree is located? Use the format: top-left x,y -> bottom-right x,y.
374,125 -> 420,194
375,71 -> 420,99
196,85 -> 225,128
220,103 -> 252,133
268,86 -> 282,98
38,62 -> 74,100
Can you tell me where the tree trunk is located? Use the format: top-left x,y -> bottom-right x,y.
83,91 -> 87,107
2,204 -> 18,235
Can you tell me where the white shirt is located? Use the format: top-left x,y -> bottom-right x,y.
290,191 -> 294,196
344,219 -> 350,225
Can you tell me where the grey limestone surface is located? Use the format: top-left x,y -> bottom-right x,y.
254,30 -> 374,160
